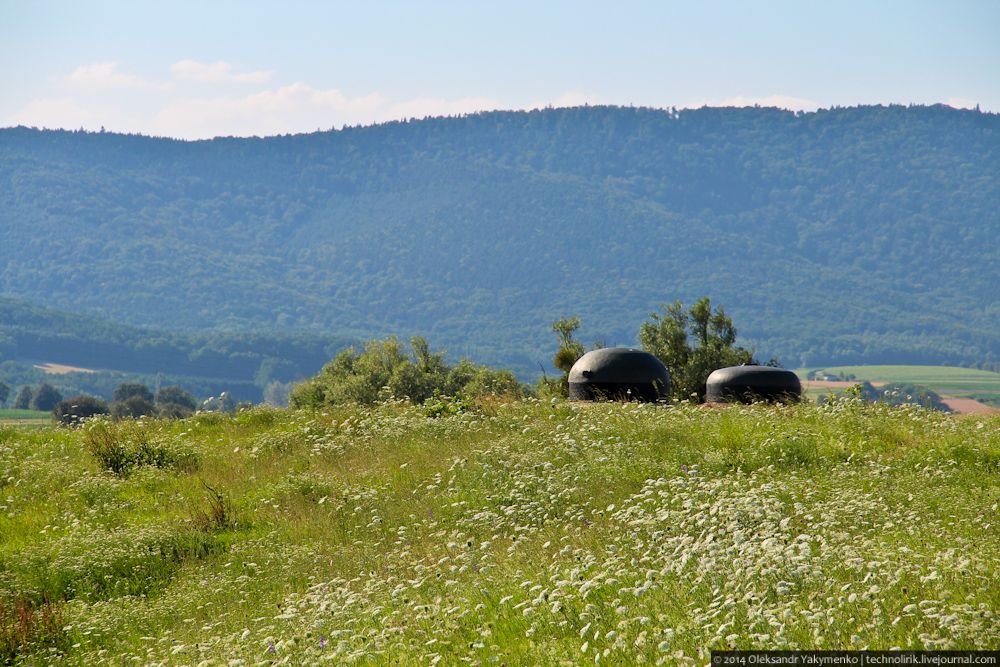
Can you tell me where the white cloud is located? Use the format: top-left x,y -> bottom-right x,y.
150,86 -> 611,138
67,62 -> 166,91
152,83 -> 389,138
3,98 -> 103,129
170,59 -> 271,84
9,61 -> 640,139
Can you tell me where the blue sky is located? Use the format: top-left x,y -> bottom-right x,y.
2,0 -> 997,139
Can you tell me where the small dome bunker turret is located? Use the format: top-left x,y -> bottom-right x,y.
705,365 -> 802,404
568,348 -> 670,402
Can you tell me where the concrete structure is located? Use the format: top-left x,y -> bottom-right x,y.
568,348 -> 670,402
705,365 -> 801,404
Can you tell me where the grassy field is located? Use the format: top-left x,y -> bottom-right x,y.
0,409 -> 50,426
1,400 -> 998,664
797,365 -> 1000,407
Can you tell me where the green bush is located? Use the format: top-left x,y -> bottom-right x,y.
290,336 -> 526,408
83,420 -> 199,475
52,394 -> 109,426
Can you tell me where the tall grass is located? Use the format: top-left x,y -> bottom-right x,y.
0,401 -> 996,664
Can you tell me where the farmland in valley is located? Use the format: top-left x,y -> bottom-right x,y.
797,365 -> 1000,412
1,400 -> 997,663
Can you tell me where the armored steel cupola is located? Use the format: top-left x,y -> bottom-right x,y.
705,364 -> 802,404
568,347 -> 670,402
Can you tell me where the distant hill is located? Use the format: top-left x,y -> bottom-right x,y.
0,297 -> 353,402
1,105 -> 997,374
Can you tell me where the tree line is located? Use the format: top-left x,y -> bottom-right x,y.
2,296 -> 966,422
1,104 -> 996,376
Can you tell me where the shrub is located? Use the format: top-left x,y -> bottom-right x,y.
190,482 -> 237,532
83,420 -> 198,475
156,401 -> 194,419
52,395 -> 109,426
291,336 -> 527,408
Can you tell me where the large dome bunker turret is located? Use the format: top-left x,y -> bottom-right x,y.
705,365 -> 802,404
568,348 -> 670,402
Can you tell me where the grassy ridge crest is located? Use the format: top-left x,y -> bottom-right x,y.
0,400 -> 997,663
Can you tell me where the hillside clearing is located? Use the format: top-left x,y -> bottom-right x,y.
1,400 -> 997,664
32,362 -> 98,375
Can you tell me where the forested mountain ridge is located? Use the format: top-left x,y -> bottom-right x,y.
1,104 -> 997,374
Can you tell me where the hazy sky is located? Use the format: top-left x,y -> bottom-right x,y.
2,0 -> 997,139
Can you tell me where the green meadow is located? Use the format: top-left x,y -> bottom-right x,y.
797,365 -> 1000,407
1,399 -> 998,665
0,410 -> 50,425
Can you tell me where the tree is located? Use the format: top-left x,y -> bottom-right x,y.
547,317 -> 586,397
111,395 -> 156,420
639,297 -> 754,401
13,385 -> 32,409
290,336 -> 525,408
155,386 -> 197,412
30,383 -> 63,411
0,380 -> 9,407
262,381 -> 294,407
113,383 -> 154,403
254,357 -> 299,387
53,395 -> 109,425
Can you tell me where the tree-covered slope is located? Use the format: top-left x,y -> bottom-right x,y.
0,297 -> 354,401
1,105 -> 997,373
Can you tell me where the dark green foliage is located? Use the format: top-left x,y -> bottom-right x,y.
112,383 -> 153,403
12,386 -> 32,410
0,381 -> 8,407
0,297 -> 354,402
154,385 -> 197,418
545,317 -> 586,398
83,421 -> 198,475
156,402 -> 195,419
28,384 -> 62,412
640,297 -> 754,401
858,382 -> 951,412
154,386 -> 197,412
52,395 -> 109,426
1,106 -> 997,373
110,396 -> 156,420
290,336 -> 524,408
